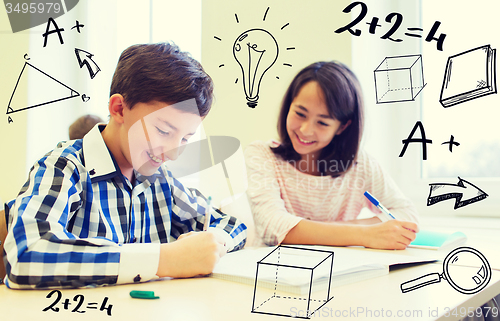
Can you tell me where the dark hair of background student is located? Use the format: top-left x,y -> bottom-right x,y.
68,114 -> 104,140
109,42 -> 214,116
272,61 -> 364,177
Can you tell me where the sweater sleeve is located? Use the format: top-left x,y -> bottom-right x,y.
244,142 -> 302,245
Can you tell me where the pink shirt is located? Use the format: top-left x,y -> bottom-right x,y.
244,140 -> 419,245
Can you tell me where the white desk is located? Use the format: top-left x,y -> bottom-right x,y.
0,262 -> 499,321
1,215 -> 499,320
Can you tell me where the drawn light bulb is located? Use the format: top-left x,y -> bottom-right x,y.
233,28 -> 279,108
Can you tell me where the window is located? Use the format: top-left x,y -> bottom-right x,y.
353,0 -> 500,216
420,0 -> 500,216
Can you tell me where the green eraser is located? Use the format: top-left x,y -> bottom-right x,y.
130,290 -> 160,299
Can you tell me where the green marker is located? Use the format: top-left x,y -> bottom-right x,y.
130,290 -> 159,299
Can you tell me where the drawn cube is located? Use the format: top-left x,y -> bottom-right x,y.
251,246 -> 334,319
374,55 -> 425,104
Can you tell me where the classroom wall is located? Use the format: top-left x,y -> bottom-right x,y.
201,0 -> 352,149
192,0 -> 352,206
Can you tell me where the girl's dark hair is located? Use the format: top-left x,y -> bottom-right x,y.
272,61 -> 364,177
110,42 -> 213,116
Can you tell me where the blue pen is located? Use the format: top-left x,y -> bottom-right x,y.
364,191 -> 396,220
203,196 -> 212,231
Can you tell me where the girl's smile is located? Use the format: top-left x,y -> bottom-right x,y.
286,81 -> 349,167
295,133 -> 316,145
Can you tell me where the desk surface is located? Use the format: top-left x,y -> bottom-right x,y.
1,262 -> 499,321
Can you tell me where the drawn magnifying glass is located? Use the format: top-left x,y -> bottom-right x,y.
401,247 -> 491,294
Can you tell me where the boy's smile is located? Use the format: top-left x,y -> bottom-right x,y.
103,96 -> 202,182
126,100 -> 202,178
146,150 -> 165,164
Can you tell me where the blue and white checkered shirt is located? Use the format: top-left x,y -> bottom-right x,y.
3,125 -> 247,289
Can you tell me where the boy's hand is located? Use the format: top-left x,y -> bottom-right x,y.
361,220 -> 419,250
157,232 -> 225,278
178,230 -> 227,255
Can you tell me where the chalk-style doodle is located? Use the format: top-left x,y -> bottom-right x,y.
214,7 -> 294,108
71,20 -> 84,33
42,17 -> 65,47
374,55 -> 426,104
42,18 -> 87,47
334,1 -> 446,50
439,45 -> 497,108
427,177 -> 488,210
233,28 -> 278,108
399,121 -> 432,160
441,135 -> 460,152
7,62 -> 80,116
81,94 -> 90,102
4,0 -> 80,33
401,247 -> 491,295
43,289 -> 113,315
75,48 -> 101,79
251,245 -> 334,319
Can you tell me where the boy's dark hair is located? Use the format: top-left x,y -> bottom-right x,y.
272,61 -> 364,177
110,42 -> 213,116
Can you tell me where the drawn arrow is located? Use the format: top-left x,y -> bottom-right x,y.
427,177 -> 488,209
75,48 -> 101,79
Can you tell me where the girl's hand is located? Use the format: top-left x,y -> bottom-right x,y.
361,220 -> 419,250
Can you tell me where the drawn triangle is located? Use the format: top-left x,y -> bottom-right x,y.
7,62 -> 80,115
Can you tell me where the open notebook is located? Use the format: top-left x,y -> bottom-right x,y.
211,245 -> 436,295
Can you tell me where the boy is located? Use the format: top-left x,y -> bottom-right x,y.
3,43 -> 247,289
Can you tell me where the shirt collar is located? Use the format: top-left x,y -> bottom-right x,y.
135,166 -> 168,186
82,124 -> 120,183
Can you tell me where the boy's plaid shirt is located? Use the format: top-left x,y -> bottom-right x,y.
4,125 -> 247,289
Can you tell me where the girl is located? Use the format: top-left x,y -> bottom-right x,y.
245,61 -> 419,250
